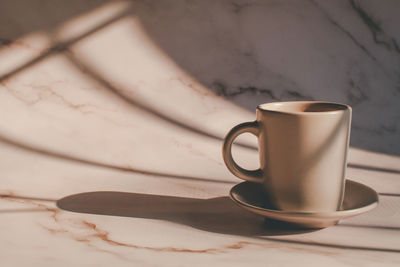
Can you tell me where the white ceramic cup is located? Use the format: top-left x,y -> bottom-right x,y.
223,101 -> 352,212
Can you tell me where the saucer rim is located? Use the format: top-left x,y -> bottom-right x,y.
229,179 -> 379,220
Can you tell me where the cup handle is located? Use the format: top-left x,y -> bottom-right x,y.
222,121 -> 263,183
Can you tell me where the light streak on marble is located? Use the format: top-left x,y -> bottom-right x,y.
0,1 -> 399,266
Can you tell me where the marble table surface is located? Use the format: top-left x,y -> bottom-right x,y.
1,1 -> 400,266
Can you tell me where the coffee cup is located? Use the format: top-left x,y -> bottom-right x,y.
223,101 -> 352,213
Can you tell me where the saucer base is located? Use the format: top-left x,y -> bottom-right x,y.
230,179 -> 378,229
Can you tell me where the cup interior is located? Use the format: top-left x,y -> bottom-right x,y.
258,101 -> 349,114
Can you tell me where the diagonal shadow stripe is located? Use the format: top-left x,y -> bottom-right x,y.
338,223 -> 400,231
0,209 -> 51,214
0,195 -> 56,202
257,236 -> 400,254
63,50 -> 256,150
379,193 -> 400,197
0,7 -> 255,151
0,8 -> 132,83
0,133 -> 235,185
347,163 -> 400,174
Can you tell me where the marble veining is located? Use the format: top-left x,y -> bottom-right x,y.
1,1 -> 400,266
130,0 -> 400,154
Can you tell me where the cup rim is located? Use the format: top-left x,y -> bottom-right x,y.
257,101 -> 351,115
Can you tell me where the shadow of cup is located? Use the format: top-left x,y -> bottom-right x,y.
57,191 -> 317,236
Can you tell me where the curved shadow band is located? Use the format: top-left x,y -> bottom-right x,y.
0,133 -> 234,185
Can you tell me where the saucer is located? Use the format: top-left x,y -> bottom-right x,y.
229,179 -> 378,228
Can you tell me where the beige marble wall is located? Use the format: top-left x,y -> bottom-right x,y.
1,1 -> 400,266
1,0 -> 400,155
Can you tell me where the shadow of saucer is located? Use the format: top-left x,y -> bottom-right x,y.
57,191 -> 317,236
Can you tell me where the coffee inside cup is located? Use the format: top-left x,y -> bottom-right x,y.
258,102 -> 348,113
